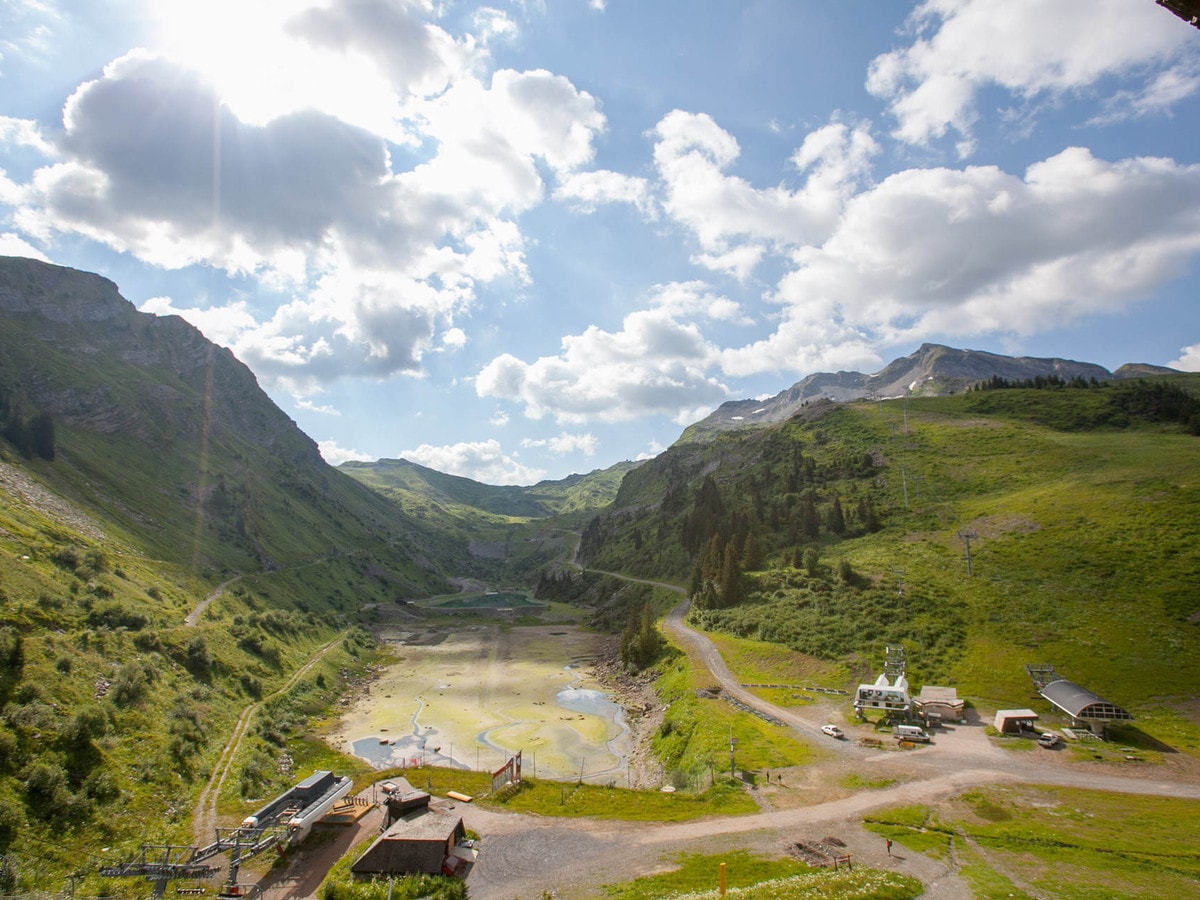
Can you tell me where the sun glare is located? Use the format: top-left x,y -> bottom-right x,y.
147,0 -> 399,134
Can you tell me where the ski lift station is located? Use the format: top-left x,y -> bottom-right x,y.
855,645 -> 912,717
854,671 -> 911,715
1026,664 -> 1133,737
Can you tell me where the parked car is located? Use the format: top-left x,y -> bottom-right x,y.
1037,732 -> 1061,748
820,723 -> 844,738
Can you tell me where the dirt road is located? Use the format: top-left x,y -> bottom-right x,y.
246,585 -> 1200,899
455,596 -> 1200,899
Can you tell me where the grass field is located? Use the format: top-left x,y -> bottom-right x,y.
864,784 -> 1200,898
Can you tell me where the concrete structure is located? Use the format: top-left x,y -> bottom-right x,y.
914,686 -> 964,724
854,672 -> 911,715
351,809 -> 466,877
993,709 -> 1039,734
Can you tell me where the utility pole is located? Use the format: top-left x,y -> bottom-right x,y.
728,729 -> 738,780
893,568 -> 905,596
958,529 -> 977,577
900,467 -> 909,509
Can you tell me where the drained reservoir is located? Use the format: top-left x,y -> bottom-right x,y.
329,624 -> 633,782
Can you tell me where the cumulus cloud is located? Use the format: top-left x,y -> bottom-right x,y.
401,438 -> 545,485
24,52 -> 396,274
318,439 -> 373,466
652,280 -> 751,325
287,0 -> 471,105
1169,344 -> 1200,372
476,306 -> 729,424
722,146 -> 1200,376
0,231 -> 48,260
651,112 -> 876,277
0,116 -> 56,157
140,295 -> 261,349
867,0 -> 1197,152
10,26 -> 607,396
521,432 -> 597,456
554,169 -> 655,216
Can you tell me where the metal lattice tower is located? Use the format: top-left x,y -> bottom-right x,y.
1025,663 -> 1059,690
884,645 -> 906,680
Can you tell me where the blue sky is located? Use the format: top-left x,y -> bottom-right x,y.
2,1 -> 1199,484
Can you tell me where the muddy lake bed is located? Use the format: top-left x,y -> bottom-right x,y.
328,623 -> 634,783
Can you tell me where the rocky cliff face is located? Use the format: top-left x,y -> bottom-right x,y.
0,256 -> 319,463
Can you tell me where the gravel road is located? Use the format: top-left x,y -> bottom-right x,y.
247,596 -> 1200,899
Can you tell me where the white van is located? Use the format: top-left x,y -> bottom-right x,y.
894,724 -> 931,743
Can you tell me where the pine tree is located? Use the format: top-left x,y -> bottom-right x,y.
719,539 -> 742,607
828,495 -> 846,535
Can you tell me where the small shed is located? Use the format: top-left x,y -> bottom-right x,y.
993,709 -> 1039,734
351,809 -> 465,877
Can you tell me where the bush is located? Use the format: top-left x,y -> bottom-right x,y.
21,760 -> 71,820
110,662 -> 149,707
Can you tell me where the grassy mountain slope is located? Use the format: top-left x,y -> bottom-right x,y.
340,456 -> 640,586
341,456 -> 638,522
581,378 -> 1200,737
0,258 -> 472,892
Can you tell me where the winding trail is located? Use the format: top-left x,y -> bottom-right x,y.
185,574 -> 243,626
192,632 -> 349,845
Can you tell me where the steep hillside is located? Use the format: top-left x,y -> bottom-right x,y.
0,256 -> 459,592
581,377 -> 1200,730
0,257 -> 467,892
679,343 -> 1167,443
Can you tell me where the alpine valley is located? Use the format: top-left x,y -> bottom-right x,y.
2,256 -> 1199,898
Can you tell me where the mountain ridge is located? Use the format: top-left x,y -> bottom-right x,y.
679,342 -> 1177,444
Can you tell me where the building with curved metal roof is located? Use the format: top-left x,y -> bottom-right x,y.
1039,679 -> 1132,734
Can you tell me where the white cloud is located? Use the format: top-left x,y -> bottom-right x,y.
1169,344 -> 1200,372
471,7 -> 519,45
401,438 -> 545,485
636,439 -> 666,461
522,431 -> 597,456
155,0 -> 474,137
476,306 -> 729,424
722,146 -> 1200,376
554,169 -> 654,216
0,231 -> 48,259
8,19 -> 607,398
652,280 -> 751,325
140,295 -> 260,348
651,112 -> 877,277
0,2 -> 59,69
0,116 -> 56,157
318,439 -> 373,466
867,0 -> 1197,152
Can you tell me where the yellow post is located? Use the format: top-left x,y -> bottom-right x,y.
719,861 -> 726,897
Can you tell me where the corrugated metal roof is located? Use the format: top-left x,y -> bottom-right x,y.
1040,679 -> 1132,721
